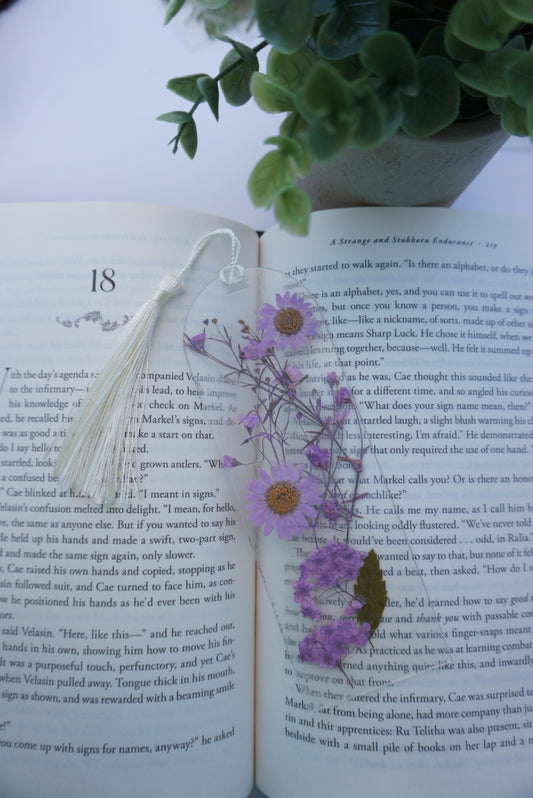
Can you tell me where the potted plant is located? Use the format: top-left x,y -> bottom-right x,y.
160,0 -> 533,234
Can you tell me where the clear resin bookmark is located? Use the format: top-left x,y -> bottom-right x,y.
184,265 -> 452,706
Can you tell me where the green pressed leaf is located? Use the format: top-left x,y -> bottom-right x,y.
156,111 -> 192,124
316,0 -> 389,60
164,0 -> 186,25
360,31 -> 418,95
254,0 -> 315,54
180,119 -> 198,158
216,34 -> 259,70
502,95 -> 528,135
266,48 -> 317,94
506,51 -> 533,107
401,55 -> 460,137
166,74 -> 208,103
251,72 -> 294,113
499,0 -> 533,23
274,187 -> 311,236
449,0 -> 517,51
197,76 -> 219,120
353,549 -> 387,637
457,49 -> 522,97
248,150 -> 296,208
219,50 -> 254,107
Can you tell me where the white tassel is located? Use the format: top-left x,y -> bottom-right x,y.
53,228 -> 243,508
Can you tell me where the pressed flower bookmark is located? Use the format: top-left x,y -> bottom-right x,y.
184,267 -> 452,706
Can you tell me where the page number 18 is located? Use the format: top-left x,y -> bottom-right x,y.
91,268 -> 116,292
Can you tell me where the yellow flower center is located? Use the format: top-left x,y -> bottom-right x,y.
274,307 -> 303,337
265,481 -> 300,515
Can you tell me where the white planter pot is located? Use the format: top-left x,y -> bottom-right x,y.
299,115 -> 510,209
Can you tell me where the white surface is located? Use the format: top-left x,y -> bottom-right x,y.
1,0 -> 532,232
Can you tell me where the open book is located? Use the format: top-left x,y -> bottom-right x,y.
0,203 -> 531,798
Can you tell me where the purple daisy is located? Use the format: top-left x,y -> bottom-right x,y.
246,461 -> 322,539
257,292 -> 320,352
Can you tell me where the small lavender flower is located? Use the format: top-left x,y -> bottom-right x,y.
292,540 -> 366,619
327,371 -> 337,388
240,338 -> 270,360
299,619 -> 372,668
305,444 -> 329,469
238,411 -> 260,434
222,455 -> 241,468
184,330 -> 206,352
246,461 -> 322,539
257,291 -> 320,352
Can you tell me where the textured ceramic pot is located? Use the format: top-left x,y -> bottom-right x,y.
299,114 -> 510,209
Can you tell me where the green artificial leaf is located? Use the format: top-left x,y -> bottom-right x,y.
506,51 -> 533,107
296,62 -> 351,121
499,0 -> 533,23
248,150 -> 296,208
156,110 -> 192,124
353,549 -> 387,637
197,76 -> 219,120
274,187 -> 311,236
266,48 -> 317,94
349,80 -> 401,148
219,49 -> 254,106
251,73 -> 294,113
457,49 -> 522,97
180,119 -> 198,158
264,135 -> 310,175
254,0 -> 315,54
164,0 -> 186,25
166,74 -> 208,102
305,117 -> 350,161
196,0 -> 230,8
360,31 -> 418,96
527,99 -> 533,139
449,0 -> 517,51
316,0 -> 389,60
401,55 -> 460,136
443,23 -> 484,62
502,95 -> 528,135
216,34 -> 259,70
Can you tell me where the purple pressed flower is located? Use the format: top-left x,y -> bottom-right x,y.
257,291 -> 320,352
293,541 -> 367,619
327,371 -> 337,388
246,461 -> 322,539
185,330 -> 206,352
305,444 -> 329,469
322,498 -> 342,524
334,386 -> 352,406
240,338 -> 270,360
238,411 -> 260,434
222,455 -> 241,468
298,619 -> 371,668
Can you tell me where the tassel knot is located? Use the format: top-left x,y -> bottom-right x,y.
153,274 -> 184,304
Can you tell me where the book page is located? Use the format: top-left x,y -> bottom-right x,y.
0,203 -> 259,798
255,208 -> 533,798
